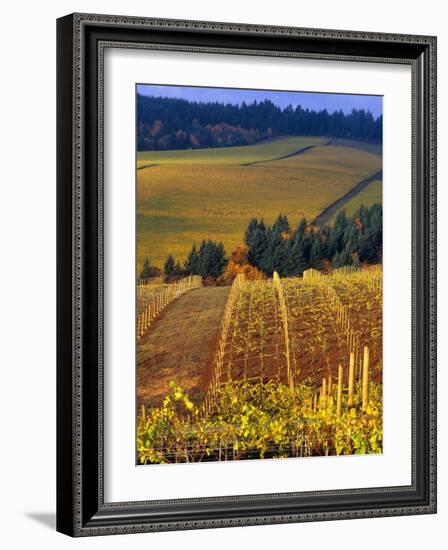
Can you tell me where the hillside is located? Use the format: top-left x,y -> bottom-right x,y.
137,136 -> 326,167
136,137 -> 382,269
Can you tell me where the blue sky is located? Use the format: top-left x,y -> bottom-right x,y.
137,84 -> 382,118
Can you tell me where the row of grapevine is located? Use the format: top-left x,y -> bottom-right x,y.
273,272 -> 293,392
314,346 -> 371,415
223,279 -> 286,385
137,276 -> 164,297
201,267 -> 382,414
137,269 -> 383,462
281,267 -> 382,388
136,275 -> 202,340
201,274 -> 246,415
137,345 -> 382,463
325,268 -> 382,377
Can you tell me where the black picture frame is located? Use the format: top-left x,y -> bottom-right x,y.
57,13 -> 437,537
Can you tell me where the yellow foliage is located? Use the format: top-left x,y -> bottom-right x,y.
220,260 -> 265,284
229,245 -> 249,265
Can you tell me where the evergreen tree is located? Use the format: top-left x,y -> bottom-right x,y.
320,226 -> 332,259
352,255 -> 361,269
282,241 -> 296,276
140,258 -> 152,280
282,218 -> 309,275
355,204 -> 369,228
247,220 -> 269,268
259,226 -> 282,276
196,240 -> 209,277
195,240 -> 227,278
184,244 -> 199,274
295,218 -> 307,242
272,235 -> 287,275
164,255 -> 176,276
208,242 -> 227,278
306,228 -> 321,263
244,218 -> 259,249
137,94 -> 382,152
332,251 -> 342,268
283,238 -> 307,276
310,235 -> 324,269
369,203 -> 383,251
358,228 -> 378,263
303,229 -> 315,262
272,213 -> 290,235
173,261 -> 183,276
242,203 -> 382,276
331,210 -> 348,254
332,247 -> 351,268
343,221 -> 359,257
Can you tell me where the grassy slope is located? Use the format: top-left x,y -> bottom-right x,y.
137,138 -> 382,269
329,138 -> 382,157
137,286 -> 230,406
327,179 -> 382,223
267,144 -> 380,178
137,136 -> 326,167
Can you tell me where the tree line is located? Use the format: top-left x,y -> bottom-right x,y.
140,204 -> 382,282
140,240 -> 228,281
243,205 -> 382,277
137,94 -> 382,151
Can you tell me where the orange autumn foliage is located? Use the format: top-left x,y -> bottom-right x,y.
218,245 -> 266,284
221,261 -> 266,284
229,245 -> 249,265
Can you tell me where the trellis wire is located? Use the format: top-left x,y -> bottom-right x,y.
136,275 -> 202,340
273,271 -> 294,392
201,274 -> 246,416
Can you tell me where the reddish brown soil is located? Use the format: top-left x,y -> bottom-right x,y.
221,280 -> 382,392
137,279 -> 382,410
137,286 -> 230,407
223,284 -> 288,385
285,284 -> 382,388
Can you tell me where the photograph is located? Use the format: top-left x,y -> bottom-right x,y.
52,6 -> 437,539
135,84 -> 383,464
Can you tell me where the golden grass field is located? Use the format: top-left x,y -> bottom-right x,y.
327,180 -> 382,223
137,137 -> 382,269
329,138 -> 382,156
137,136 -> 326,167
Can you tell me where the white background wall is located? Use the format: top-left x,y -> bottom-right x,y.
0,0 -> 445,548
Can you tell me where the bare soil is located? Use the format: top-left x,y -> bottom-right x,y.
137,286 -> 230,407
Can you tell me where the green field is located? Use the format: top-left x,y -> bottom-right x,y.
137,136 -> 326,167
329,138 -> 382,157
327,179 -> 383,223
137,137 -> 382,269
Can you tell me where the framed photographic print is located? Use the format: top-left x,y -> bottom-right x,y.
56,13 -> 437,536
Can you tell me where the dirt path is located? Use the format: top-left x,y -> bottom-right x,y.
137,163 -> 159,171
137,286 -> 230,407
240,139 -> 332,167
312,170 -> 382,226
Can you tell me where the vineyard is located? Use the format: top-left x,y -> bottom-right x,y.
136,275 -> 202,340
137,267 -> 383,464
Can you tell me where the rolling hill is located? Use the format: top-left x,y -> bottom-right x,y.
136,137 -> 382,269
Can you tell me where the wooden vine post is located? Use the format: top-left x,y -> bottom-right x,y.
273,271 -> 294,393
201,274 -> 245,416
362,346 -> 370,412
320,377 -> 327,410
327,372 -> 333,411
337,364 -> 343,418
348,351 -> 355,407
136,275 -> 202,341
